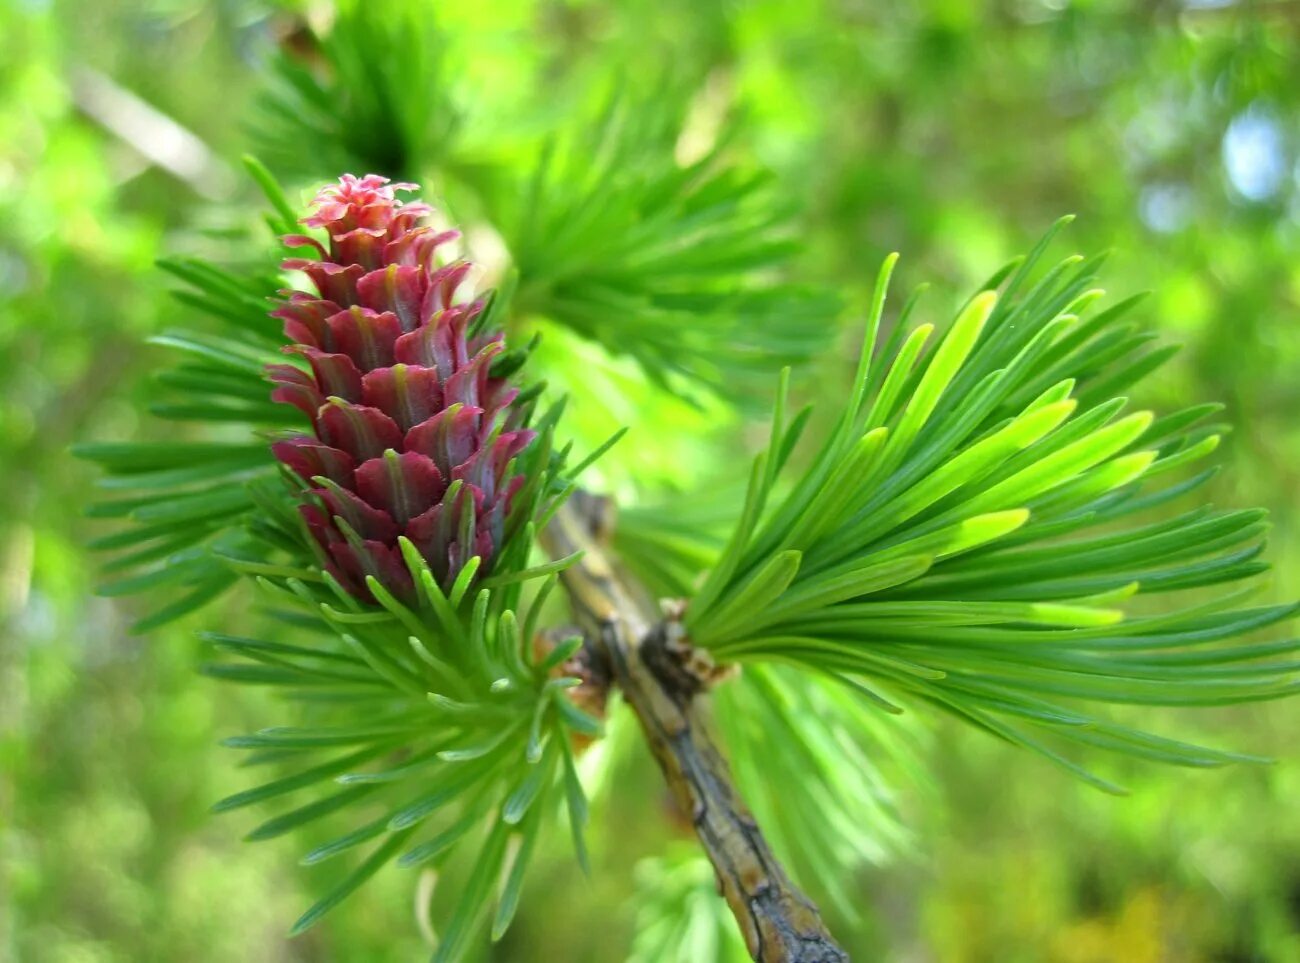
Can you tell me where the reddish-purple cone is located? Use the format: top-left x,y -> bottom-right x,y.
268,174 -> 533,602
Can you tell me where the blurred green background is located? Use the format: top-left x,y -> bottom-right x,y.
2,0 -> 1299,960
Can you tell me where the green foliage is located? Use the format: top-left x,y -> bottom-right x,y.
206,550 -> 593,954
626,847 -> 751,963
490,86 -> 842,402
70,161 -> 294,630
250,0 -> 460,182
714,665 -> 931,918
687,230 -> 1298,790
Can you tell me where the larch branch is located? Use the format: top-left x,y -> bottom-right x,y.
541,492 -> 849,963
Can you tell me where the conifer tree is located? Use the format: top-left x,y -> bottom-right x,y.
78,5 -> 1298,960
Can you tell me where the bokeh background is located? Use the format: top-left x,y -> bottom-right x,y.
2,1 -> 1299,960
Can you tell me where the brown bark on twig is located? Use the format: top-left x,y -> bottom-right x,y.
542,493 -> 849,963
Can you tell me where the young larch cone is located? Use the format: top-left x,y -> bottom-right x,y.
268,174 -> 534,602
